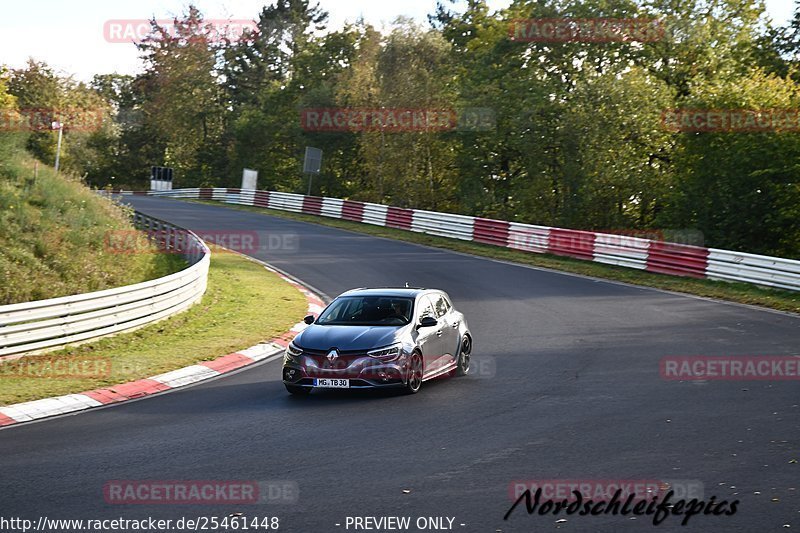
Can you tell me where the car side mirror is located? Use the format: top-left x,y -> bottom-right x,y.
417,316 -> 438,329
303,315 -> 315,325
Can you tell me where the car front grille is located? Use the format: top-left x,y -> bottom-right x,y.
301,348 -> 366,357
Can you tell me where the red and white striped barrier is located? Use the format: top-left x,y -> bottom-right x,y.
114,188 -> 800,292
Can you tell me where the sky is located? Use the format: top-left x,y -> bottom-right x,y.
0,0 -> 795,81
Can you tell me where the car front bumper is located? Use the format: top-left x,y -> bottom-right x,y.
282,357 -> 410,389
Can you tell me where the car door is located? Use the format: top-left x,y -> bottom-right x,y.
415,294 -> 447,373
432,292 -> 459,366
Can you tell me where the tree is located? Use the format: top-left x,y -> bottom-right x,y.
7,60 -> 64,164
136,6 -> 227,186
7,60 -> 113,179
659,69 -> 800,257
222,0 -> 330,191
560,66 -> 675,229
0,68 -> 21,164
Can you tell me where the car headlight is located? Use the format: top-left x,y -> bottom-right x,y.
285,342 -> 303,361
368,343 -> 402,361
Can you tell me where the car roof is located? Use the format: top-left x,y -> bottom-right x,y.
339,287 -> 431,298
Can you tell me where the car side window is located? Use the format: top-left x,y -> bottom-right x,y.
433,294 -> 450,317
417,296 -> 436,321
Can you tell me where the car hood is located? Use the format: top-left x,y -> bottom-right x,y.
295,325 -> 404,352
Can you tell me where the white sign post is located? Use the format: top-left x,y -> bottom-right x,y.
303,147 -> 322,196
242,168 -> 258,190
52,121 -> 63,173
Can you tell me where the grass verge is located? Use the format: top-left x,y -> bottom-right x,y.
183,199 -> 800,315
0,153 -> 183,304
0,251 -> 307,406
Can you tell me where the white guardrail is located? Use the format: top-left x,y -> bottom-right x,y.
0,212 -> 210,358
130,187 -> 800,293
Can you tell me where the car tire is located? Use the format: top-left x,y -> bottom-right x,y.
455,335 -> 471,377
405,351 -> 424,394
285,384 -> 311,395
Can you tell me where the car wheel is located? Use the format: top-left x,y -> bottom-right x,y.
455,335 -> 471,377
285,384 -> 311,395
405,351 -> 423,394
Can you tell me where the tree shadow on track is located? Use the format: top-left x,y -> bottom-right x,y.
111,374 -> 458,419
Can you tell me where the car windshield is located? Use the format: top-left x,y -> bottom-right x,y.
316,296 -> 414,326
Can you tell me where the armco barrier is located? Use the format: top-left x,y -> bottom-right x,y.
706,249 -> 800,291
0,212 -> 210,358
647,241 -> 709,278
115,188 -> 800,292
473,218 -> 510,247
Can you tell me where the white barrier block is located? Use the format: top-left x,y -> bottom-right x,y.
411,210 -> 474,240
239,343 -> 283,362
509,223 -> 550,253
268,192 -> 304,212
151,365 -> 220,388
240,189 -> 256,206
321,197 -> 343,218
0,394 -> 102,422
362,203 -> 388,226
593,233 -> 649,269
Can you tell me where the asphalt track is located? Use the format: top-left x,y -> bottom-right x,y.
1,196 -> 798,533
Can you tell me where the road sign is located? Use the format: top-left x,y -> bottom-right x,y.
303,147 -> 323,196
151,166 -> 173,182
150,166 -> 173,191
303,147 -> 322,175
242,168 -> 258,190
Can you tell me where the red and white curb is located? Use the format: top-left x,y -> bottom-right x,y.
0,266 -> 325,429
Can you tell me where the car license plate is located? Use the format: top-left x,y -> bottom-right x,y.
313,378 -> 350,388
